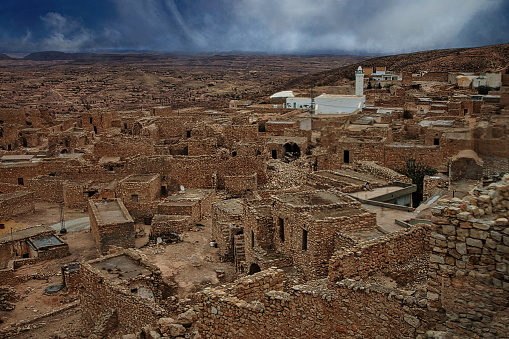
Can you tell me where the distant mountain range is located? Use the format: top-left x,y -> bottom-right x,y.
285,43 -> 509,89
0,51 -> 162,62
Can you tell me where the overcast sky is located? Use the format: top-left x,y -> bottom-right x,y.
0,0 -> 508,54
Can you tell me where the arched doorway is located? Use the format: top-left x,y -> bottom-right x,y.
283,143 -> 301,162
248,263 -> 261,275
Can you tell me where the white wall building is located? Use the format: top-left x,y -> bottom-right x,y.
472,73 -> 502,88
285,97 -> 313,109
314,94 -> 365,114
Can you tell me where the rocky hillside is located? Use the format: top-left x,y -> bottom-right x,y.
285,43 -> 509,89
0,53 -> 13,60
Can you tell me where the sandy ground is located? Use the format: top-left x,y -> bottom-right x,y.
1,202 -> 89,236
1,210 -> 236,337
141,220 -> 236,298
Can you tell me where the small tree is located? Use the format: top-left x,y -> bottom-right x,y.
403,110 -> 413,119
396,158 -> 437,207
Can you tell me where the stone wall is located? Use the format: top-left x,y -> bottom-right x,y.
0,182 -> 23,194
63,181 -> 92,208
88,199 -> 135,254
211,199 -> 243,261
69,252 -> 170,337
117,174 -> 161,202
271,192 -> 376,279
423,175 -> 449,201
196,268 -> 430,338
0,191 -> 35,220
27,175 -> 65,202
328,225 -> 430,284
150,214 -> 191,237
427,177 -> 509,338
357,160 -> 412,183
123,201 -> 160,223
224,173 -> 257,196
157,201 -> 201,223
94,136 -> 156,159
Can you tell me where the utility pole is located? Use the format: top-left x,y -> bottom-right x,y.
59,201 -> 67,234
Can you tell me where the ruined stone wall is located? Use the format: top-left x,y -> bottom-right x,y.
475,137 -> 509,160
27,176 -> 65,202
220,156 -> 267,187
150,214 -> 191,237
244,204 -> 274,253
123,201 -> 160,223
187,138 -> 218,156
313,153 -> 342,171
167,156 -> 217,189
81,111 -> 114,134
0,163 -> 51,185
117,174 -> 161,202
0,109 -> 26,125
196,269 -> 429,338
427,178 -> 509,338
155,116 -> 197,139
0,124 -> 21,150
336,139 -> 385,165
384,145 -> 445,170
27,242 -> 70,264
94,136 -> 156,159
0,160 -> 115,187
0,182 -> 24,194
224,173 -> 257,195
211,200 -> 243,261
70,258 -> 168,336
0,269 -> 20,285
357,161 -> 412,183
63,181 -> 92,209
328,225 -> 430,284
265,121 -> 298,136
126,155 -> 266,189
423,175 -> 449,201
88,199 -> 135,254
272,196 -> 375,279
421,72 -> 449,82
198,190 -> 215,219
222,125 -> 259,147
0,191 -> 35,219
157,201 -> 198,218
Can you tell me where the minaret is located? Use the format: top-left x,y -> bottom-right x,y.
355,66 -> 364,96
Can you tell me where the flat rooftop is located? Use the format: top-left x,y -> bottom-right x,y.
165,188 -> 213,202
349,186 -> 403,200
311,206 -> 368,220
30,235 -> 64,248
214,198 -> 243,215
315,170 -> 388,186
91,254 -> 151,280
0,225 -> 54,244
360,204 -> 415,233
1,155 -> 35,162
94,200 -> 131,224
123,174 -> 158,183
275,191 -> 349,207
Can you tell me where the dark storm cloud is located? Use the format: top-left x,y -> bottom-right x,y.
0,0 -> 507,54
